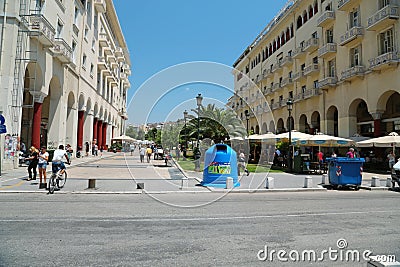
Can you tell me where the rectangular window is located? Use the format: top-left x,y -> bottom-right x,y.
56,20 -> 63,38
289,91 -> 293,99
82,54 -> 87,69
301,85 -> 306,94
350,46 -> 361,67
350,7 -> 360,27
326,28 -> 334,43
72,41 -> 77,63
313,56 -> 318,64
74,7 -> 79,24
380,28 -> 394,54
279,95 -> 283,103
328,59 -> 336,77
312,31 -> 318,38
313,80 -> 319,88
90,63 -> 94,76
379,0 -> 390,9
288,71 -> 292,78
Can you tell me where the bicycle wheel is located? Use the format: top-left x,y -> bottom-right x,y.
56,171 -> 67,189
48,174 -> 56,194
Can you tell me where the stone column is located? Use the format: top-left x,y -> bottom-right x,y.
371,112 -> 383,137
31,92 -> 46,149
93,118 -> 98,142
97,120 -> 103,148
102,122 -> 107,149
77,110 -> 84,150
84,110 -> 94,152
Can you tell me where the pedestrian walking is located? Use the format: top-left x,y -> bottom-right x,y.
146,146 -> 152,163
139,146 -> 146,163
38,146 -> 49,189
85,142 -> 90,157
238,151 -> 249,176
387,151 -> 396,170
26,146 -> 39,181
94,144 -> 98,156
316,150 -> 324,171
346,148 -> 355,158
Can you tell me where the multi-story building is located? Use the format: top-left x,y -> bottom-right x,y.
229,0 -> 399,139
0,0 -> 131,171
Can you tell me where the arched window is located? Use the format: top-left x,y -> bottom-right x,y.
297,16 -> 302,29
269,44 -> 273,55
281,32 -> 285,45
266,47 -> 269,58
291,24 -> 294,36
277,37 -> 281,49
286,28 -> 290,41
309,5 -> 313,18
314,1 -> 318,14
303,11 -> 308,23
273,40 -> 277,52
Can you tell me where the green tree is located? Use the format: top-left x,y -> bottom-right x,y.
187,104 -> 246,143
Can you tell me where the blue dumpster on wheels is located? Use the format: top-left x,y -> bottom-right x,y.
201,144 -> 240,188
327,157 -> 365,188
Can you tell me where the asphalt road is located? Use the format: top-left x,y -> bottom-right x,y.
0,191 -> 399,267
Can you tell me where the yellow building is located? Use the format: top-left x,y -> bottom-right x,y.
0,0 -> 131,171
229,0 -> 400,138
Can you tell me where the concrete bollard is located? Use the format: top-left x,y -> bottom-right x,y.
386,177 -> 393,188
226,177 -> 233,189
88,179 -> 96,189
180,178 -> 188,189
304,176 -> 313,188
321,174 -> 329,185
265,177 -> 274,189
371,176 -> 380,187
137,183 -> 144,190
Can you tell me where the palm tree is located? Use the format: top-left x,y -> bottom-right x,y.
187,104 -> 246,143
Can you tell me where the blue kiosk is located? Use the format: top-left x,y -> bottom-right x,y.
201,144 -> 240,188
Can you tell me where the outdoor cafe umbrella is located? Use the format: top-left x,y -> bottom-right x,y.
111,135 -> 136,142
247,132 -> 276,140
275,130 -> 313,144
297,133 -> 355,147
357,132 -> 400,152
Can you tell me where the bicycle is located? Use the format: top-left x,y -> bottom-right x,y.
48,162 -> 69,194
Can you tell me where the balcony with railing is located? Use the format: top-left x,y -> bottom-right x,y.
317,10 -> 335,27
99,32 -> 109,47
281,77 -> 293,88
263,68 -> 273,79
98,56 -> 107,70
369,51 -> 399,71
263,86 -> 273,95
272,82 -> 281,91
292,46 -> 306,59
338,0 -> 361,11
367,4 -> 399,31
303,63 -> 319,76
303,37 -> 319,53
29,14 -> 55,46
94,0 -> 106,13
51,38 -> 72,63
271,102 -> 280,110
318,43 -> 337,58
281,55 -> 293,67
318,76 -> 338,89
304,88 -> 321,99
115,47 -> 123,57
340,65 -> 365,81
293,70 -> 306,81
339,26 -> 364,46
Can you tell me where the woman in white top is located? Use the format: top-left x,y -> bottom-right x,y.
38,147 -> 49,189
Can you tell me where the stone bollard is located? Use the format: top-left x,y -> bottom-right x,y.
371,176 -> 380,187
265,177 -> 274,189
386,177 -> 393,188
304,176 -> 313,188
88,179 -> 96,189
180,178 -> 188,190
321,174 -> 329,185
226,177 -> 233,189
137,183 -> 144,190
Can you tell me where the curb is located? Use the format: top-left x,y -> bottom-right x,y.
359,186 -> 390,191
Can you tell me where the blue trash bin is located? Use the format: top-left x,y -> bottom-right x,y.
201,144 -> 240,188
327,157 -> 365,187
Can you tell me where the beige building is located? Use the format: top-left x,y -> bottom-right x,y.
0,0 -> 131,171
229,0 -> 400,139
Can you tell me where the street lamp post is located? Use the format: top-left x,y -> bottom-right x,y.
245,110 -> 250,136
287,99 -> 293,172
183,110 -> 188,160
195,94 -> 203,171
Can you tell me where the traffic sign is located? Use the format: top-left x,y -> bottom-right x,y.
0,124 -> 6,134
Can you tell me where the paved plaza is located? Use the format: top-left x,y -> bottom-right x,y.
0,152 -> 395,194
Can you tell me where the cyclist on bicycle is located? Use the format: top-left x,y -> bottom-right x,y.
52,145 -> 70,177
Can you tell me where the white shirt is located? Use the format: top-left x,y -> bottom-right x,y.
53,149 -> 67,162
38,152 -> 49,164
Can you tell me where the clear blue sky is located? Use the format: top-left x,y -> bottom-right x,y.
113,0 -> 288,124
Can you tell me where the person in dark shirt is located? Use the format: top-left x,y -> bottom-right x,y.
26,146 -> 39,181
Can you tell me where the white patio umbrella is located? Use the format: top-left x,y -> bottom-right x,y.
275,130 -> 313,143
357,132 -> 400,152
112,135 -> 136,142
247,132 -> 276,140
297,133 -> 355,147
